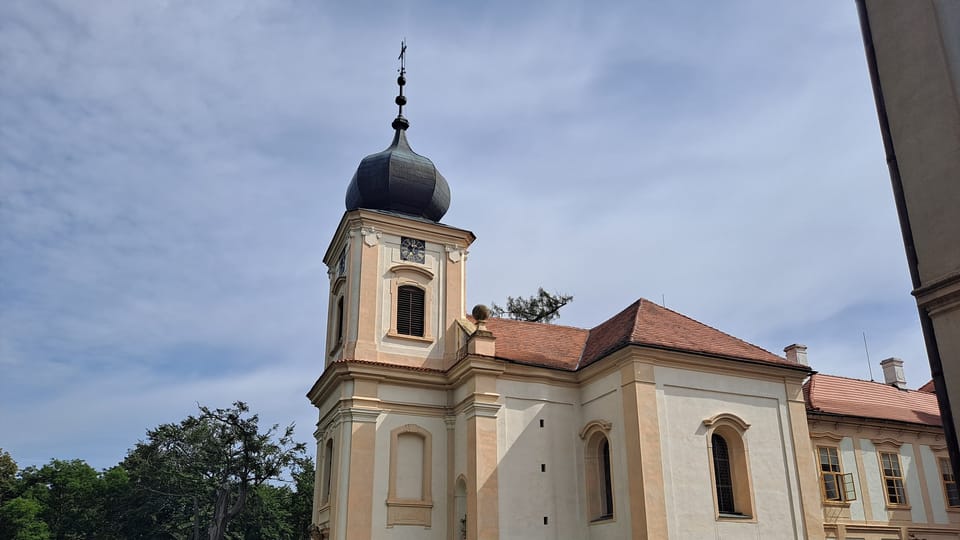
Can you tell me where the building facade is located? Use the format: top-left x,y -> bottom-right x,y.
306,83 -> 960,540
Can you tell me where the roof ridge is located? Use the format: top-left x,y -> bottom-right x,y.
812,372 -> 928,394
489,316 -> 588,332
637,297 -> 783,360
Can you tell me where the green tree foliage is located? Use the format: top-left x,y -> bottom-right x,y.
122,401 -> 307,540
0,497 -> 51,540
17,459 -> 102,539
0,405 -> 313,539
491,287 -> 573,323
0,449 -> 17,504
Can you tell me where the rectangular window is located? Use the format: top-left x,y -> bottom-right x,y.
879,452 -> 907,505
818,447 -> 856,502
939,457 -> 960,507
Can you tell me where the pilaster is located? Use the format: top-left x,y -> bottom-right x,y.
619,359 -> 668,539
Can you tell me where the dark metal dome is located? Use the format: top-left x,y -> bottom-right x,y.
344,119 -> 451,222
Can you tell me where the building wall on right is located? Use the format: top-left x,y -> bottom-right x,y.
806,373 -> 960,540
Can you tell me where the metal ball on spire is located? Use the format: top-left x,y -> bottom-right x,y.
394,39 -> 408,128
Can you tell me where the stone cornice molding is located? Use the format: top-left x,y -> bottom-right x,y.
343,407 -> 381,424
463,401 -> 501,419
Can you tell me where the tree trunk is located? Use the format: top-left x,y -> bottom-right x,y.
207,482 -> 247,540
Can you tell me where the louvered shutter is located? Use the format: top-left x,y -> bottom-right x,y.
397,286 -> 425,337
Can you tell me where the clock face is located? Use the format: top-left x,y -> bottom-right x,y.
400,237 -> 425,264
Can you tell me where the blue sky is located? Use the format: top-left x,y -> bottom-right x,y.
0,0 -> 927,471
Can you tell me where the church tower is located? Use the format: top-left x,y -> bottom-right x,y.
322,51 -> 475,372
308,45 -> 495,540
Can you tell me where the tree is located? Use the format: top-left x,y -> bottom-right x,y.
491,288 -> 573,323
122,401 -> 306,540
0,449 -> 17,504
0,497 -> 50,540
17,459 -> 102,539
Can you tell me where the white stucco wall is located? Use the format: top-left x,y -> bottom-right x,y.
859,440 -> 889,520
376,233 -> 446,361
900,443 -> 928,523
921,444 -> 950,524
840,437 -> 867,521
656,366 -> 805,540
372,412 -> 449,540
578,370 -> 631,540
495,379 -> 583,540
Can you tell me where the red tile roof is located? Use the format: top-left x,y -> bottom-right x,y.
484,298 -> 796,372
919,379 -> 936,393
804,373 -> 942,427
484,318 -> 588,370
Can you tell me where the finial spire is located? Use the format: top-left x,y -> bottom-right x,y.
392,39 -> 409,131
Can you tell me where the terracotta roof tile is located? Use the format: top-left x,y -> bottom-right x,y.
919,379 -> 936,393
484,318 -> 588,370
579,299 -> 789,369
483,298 -> 795,372
804,373 -> 941,427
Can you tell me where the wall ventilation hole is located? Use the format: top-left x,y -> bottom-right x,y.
543,516 -> 549,525
541,463 -> 546,472
539,419 -> 545,428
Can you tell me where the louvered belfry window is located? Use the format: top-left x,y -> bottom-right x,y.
397,285 -> 425,337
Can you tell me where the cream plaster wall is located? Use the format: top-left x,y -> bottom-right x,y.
655,366 -> 805,540
841,437 -> 868,522
372,413 -> 448,540
859,440 -> 890,521
495,379 -> 583,540
578,370 -> 631,540
376,232 -> 445,361
921,445 -> 951,524
900,443 -> 928,522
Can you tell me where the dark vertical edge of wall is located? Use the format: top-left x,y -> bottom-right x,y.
854,0 -> 960,479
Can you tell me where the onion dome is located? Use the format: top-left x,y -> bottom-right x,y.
344,42 -> 451,222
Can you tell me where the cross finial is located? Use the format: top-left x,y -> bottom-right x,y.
393,39 -> 409,131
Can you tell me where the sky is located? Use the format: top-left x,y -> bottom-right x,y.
0,0 -> 930,471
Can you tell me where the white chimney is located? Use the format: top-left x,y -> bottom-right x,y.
784,344 -> 808,366
881,357 -> 906,389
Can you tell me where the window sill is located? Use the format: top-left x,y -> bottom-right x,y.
588,514 -> 614,525
946,506 -> 960,513
386,331 -> 434,344
822,500 -> 851,507
884,504 -> 911,511
717,513 -> 755,523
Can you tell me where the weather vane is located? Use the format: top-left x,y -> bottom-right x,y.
393,39 -> 408,128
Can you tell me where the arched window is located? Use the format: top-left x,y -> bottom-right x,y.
599,438 -> 613,518
396,285 -> 425,337
703,413 -> 754,519
335,296 -> 344,344
712,434 -> 735,514
322,438 -> 334,504
580,420 -> 614,522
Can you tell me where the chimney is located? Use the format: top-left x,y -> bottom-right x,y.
784,344 -> 808,366
881,357 -> 906,389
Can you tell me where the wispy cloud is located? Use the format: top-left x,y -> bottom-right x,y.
0,0 -> 928,470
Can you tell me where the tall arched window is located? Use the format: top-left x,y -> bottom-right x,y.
335,296 -> 344,344
599,438 -> 613,519
396,285 -> 425,337
580,420 -> 614,522
322,438 -> 334,504
711,434 -> 735,514
703,413 -> 754,519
